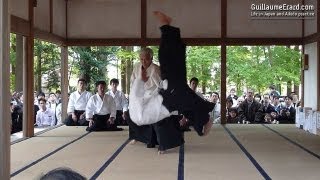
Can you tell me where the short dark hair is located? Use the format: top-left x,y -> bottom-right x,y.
226,97 -> 233,105
37,92 -> 45,98
212,92 -> 220,99
189,77 -> 199,84
269,85 -> 276,90
38,97 -> 47,104
78,78 -> 86,84
229,107 -> 238,114
95,80 -> 106,87
39,167 -> 86,180
285,96 -> 293,101
110,78 -> 119,85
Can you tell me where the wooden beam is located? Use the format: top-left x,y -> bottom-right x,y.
66,37 -> 302,46
23,0 -> 35,138
67,38 -> 143,46
0,0 -> 11,179
220,0 -> 227,125
226,38 -> 302,46
34,28 -> 66,45
61,46 -> 69,121
318,1 -> 320,111
303,32 -> 320,44
141,0 -> 146,47
10,15 -> 30,36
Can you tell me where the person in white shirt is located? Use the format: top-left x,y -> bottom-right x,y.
36,98 -> 56,127
86,81 -> 123,131
210,92 -> 221,124
65,79 -> 92,126
106,78 -> 129,125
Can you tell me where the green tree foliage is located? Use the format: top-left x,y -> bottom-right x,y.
69,46 -> 120,91
9,33 -> 17,92
186,46 -> 221,93
34,39 -> 61,92
227,46 -> 301,95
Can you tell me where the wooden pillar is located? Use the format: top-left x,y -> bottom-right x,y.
61,46 -> 69,121
15,34 -> 24,92
220,0 -> 227,124
0,0 -> 11,179
317,1 -> 320,111
23,0 -> 35,137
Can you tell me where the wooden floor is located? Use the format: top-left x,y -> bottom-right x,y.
10,125 -> 320,180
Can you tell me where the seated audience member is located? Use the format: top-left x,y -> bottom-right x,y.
86,81 -> 123,132
189,77 -> 205,99
238,89 -> 263,124
236,97 -> 244,107
36,98 -> 56,127
278,96 -> 296,124
227,88 -> 238,100
262,94 -> 277,115
65,79 -> 92,126
272,96 -> 282,113
106,78 -> 129,125
11,101 -> 23,134
227,107 -> 240,124
291,93 -> 300,108
210,92 -> 221,124
226,97 -> 234,117
39,167 -> 86,180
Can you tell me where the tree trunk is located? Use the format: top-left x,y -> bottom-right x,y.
286,81 -> 292,96
15,35 -> 23,92
36,47 -> 42,93
120,46 -> 127,93
126,55 -> 133,94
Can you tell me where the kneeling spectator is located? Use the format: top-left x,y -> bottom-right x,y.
36,98 -> 56,127
86,81 -> 123,131
65,78 -> 92,126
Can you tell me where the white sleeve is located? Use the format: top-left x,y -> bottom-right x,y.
36,111 -> 41,126
121,92 -> 129,112
130,64 -> 139,88
109,97 -> 117,118
85,97 -> 95,119
50,109 -> 56,126
67,93 -> 75,113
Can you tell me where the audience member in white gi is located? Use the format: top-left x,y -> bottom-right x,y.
210,92 -> 221,124
86,80 -> 123,131
238,89 -> 263,124
106,78 -> 129,125
65,79 -> 92,126
35,98 -> 56,127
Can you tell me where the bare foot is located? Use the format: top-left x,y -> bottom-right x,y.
203,118 -> 213,136
129,139 -> 137,145
153,11 -> 172,26
158,150 -> 166,155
